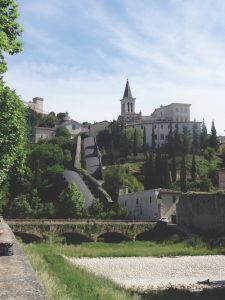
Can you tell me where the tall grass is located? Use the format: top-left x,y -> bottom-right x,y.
23,243 -> 140,300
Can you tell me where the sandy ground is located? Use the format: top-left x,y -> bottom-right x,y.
66,255 -> 225,291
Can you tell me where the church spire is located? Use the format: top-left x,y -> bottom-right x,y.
123,79 -> 133,98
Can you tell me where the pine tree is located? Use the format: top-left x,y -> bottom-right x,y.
191,153 -> 197,182
192,119 -> 199,154
180,157 -> 187,192
133,128 -> 138,156
209,121 -> 218,150
200,119 -> 208,150
171,153 -> 177,183
143,127 -> 147,156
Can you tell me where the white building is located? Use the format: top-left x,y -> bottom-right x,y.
33,127 -> 56,143
60,113 -> 82,137
118,80 -> 201,147
118,188 -> 180,223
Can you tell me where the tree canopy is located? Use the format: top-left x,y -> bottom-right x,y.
0,0 -> 23,74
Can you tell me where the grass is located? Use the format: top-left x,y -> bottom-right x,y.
23,243 -> 140,300
23,238 -> 225,300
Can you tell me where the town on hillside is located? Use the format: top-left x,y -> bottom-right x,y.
1,79 -> 224,233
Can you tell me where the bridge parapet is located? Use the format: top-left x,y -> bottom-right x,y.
7,219 -> 158,241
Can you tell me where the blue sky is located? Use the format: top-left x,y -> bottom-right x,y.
4,0 -> 225,134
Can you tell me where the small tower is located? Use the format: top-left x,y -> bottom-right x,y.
120,79 -> 136,116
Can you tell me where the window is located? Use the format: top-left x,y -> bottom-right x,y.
180,117 -> 183,122
160,134 -> 164,140
150,196 -> 152,203
176,117 -> 179,122
161,124 -> 163,129
173,195 -> 176,203
154,134 -> 157,140
185,117 -> 187,122
72,124 -> 76,130
136,198 -> 139,206
125,200 -> 127,206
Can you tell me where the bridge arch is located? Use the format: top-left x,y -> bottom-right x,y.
14,232 -> 42,243
57,232 -> 93,244
97,231 -> 131,243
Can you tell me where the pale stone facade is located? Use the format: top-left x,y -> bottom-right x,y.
33,127 -> 56,143
118,80 -> 201,147
218,168 -> 225,189
24,97 -> 44,114
89,121 -> 110,137
118,188 -> 180,223
60,113 -> 82,136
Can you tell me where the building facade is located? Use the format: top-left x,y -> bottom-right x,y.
118,80 -> 201,148
118,188 -> 180,223
24,97 -> 44,114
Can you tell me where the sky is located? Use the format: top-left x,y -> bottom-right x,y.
4,0 -> 225,134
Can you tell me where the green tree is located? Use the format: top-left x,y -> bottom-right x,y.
89,198 -> 104,218
182,126 -> 191,156
192,120 -> 200,154
200,119 -> 208,150
171,153 -> 177,183
174,124 -> 181,155
0,0 -> 23,74
143,127 -> 147,156
0,82 -> 27,186
9,194 -> 32,218
144,154 -> 155,189
59,183 -> 86,218
56,125 -> 71,138
209,121 -> 218,150
180,157 -> 187,192
191,154 -> 197,182
162,156 -> 171,189
151,128 -> 156,152
167,122 -> 174,156
133,129 -> 138,156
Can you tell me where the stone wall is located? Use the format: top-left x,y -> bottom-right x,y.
177,193 -> 225,233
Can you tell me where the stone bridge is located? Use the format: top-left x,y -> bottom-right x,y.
7,219 -> 158,242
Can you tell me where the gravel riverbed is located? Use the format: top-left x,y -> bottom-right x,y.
66,255 -> 225,291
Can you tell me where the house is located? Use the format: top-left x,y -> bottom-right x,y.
118,80 -> 201,148
33,127 -> 56,143
89,121 -> 110,137
60,113 -> 82,136
118,188 -> 180,223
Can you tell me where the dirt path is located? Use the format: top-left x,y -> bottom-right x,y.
66,255 -> 225,291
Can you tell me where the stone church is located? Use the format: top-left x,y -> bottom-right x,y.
118,80 -> 201,147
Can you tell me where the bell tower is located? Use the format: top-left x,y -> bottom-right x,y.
120,79 -> 136,116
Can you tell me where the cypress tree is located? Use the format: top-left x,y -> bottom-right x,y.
167,122 -> 174,156
171,153 -> 177,183
191,153 -> 197,182
209,121 -> 218,149
180,156 -> 187,192
192,119 -> 199,154
151,127 -> 156,152
162,156 -> 171,188
200,119 -> 208,150
182,126 -> 191,156
143,127 -> 147,156
144,154 -> 155,189
174,124 -> 181,155
155,148 -> 162,187
133,128 -> 138,156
